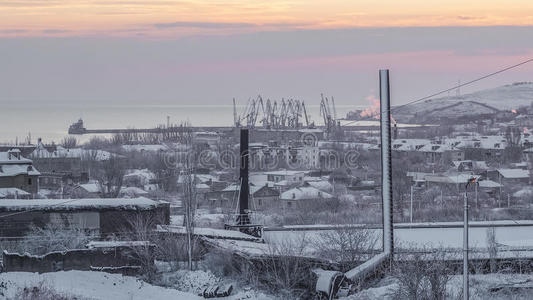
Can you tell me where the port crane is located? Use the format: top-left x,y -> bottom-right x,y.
234,96 -> 312,129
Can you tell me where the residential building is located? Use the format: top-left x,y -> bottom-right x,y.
0,150 -> 40,196
280,186 -> 333,209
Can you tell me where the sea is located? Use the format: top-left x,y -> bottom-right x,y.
0,100 -> 363,144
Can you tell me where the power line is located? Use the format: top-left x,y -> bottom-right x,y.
392,57 -> 533,112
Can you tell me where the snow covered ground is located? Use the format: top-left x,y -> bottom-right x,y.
0,271 -> 202,300
344,274 -> 533,300
264,223 -> 533,250
0,269 -> 278,300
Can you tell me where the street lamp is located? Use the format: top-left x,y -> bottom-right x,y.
463,177 -> 477,300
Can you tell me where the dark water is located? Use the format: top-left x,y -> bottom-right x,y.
0,101 -> 359,144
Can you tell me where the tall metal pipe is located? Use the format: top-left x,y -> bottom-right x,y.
463,189 -> 469,300
238,129 -> 250,224
380,70 -> 394,255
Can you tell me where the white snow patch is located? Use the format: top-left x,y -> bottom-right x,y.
0,270 -> 202,300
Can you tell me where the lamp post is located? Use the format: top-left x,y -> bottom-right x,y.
463,177 -> 476,300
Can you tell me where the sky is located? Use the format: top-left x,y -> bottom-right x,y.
0,0 -> 532,107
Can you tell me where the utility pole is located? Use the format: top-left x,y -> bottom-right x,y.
380,69 -> 393,255
464,177 -> 476,300
475,181 -> 478,209
410,185 -> 414,223
463,188 -> 469,300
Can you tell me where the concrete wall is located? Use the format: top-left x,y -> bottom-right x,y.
3,246 -> 151,274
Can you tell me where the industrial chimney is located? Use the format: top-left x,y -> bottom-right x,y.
238,129 -> 250,225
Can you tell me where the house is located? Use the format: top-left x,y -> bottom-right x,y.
31,140 -> 88,185
68,182 -> 103,198
217,183 -> 280,209
418,143 -> 464,164
119,186 -> 149,198
0,197 -> 169,237
32,145 -> 113,161
451,135 -> 508,160
0,149 -> 40,195
123,169 -> 158,191
264,170 -> 305,187
452,160 -> 489,172
305,180 -> 333,193
407,172 -> 481,191
478,179 -> 502,197
280,186 -> 333,209
496,169 -> 530,184
286,145 -> 320,169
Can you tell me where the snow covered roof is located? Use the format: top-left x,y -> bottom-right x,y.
451,136 -> 508,150
77,183 -> 101,194
120,186 -> 149,196
264,170 -> 305,176
452,160 -> 489,170
0,188 -> 30,198
39,147 -> 113,161
280,186 -> 333,200
203,238 -> 271,257
158,225 -> 260,242
497,168 -> 529,179
0,197 -> 165,212
124,169 -> 156,180
86,241 -> 153,249
420,173 -> 480,184
0,164 -> 40,177
418,143 -> 457,153
478,180 -> 501,188
221,183 -> 274,195
195,183 -> 210,190
513,187 -> 533,198
121,144 -> 169,152
392,139 -> 432,151
0,151 -> 32,164
305,181 -> 333,192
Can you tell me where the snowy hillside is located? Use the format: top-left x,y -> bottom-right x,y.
394,82 -> 533,121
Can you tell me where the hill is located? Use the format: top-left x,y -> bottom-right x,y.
393,82 -> 533,122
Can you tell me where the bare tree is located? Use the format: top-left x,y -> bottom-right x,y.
393,247 -> 454,300
93,155 -> 126,198
60,136 -> 77,149
117,213 -> 161,282
260,235 -> 314,298
19,223 -> 96,255
317,226 -> 378,265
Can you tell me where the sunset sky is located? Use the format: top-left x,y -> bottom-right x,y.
0,1 -> 532,106
1,0 -> 533,37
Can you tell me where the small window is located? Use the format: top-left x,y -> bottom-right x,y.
287,201 -> 292,208
28,178 -> 32,185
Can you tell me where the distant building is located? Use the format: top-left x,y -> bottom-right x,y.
216,183 -> 280,209
280,186 -> 333,209
123,169 -> 158,191
0,197 -> 169,237
452,160 -> 489,172
496,168 -> 530,184
0,149 -> 40,196
264,170 -> 305,187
